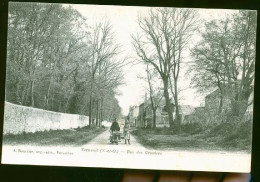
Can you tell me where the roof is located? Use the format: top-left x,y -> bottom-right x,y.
179,105 -> 195,115
205,89 -> 219,99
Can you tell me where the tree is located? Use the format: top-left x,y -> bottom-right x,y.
190,19 -> 228,114
6,2 -> 124,128
94,56 -> 125,125
7,2 -> 51,106
102,89 -> 122,122
144,64 -> 163,128
86,20 -> 122,127
133,8 -> 198,129
40,6 -> 88,112
190,11 -> 256,119
6,3 -> 88,113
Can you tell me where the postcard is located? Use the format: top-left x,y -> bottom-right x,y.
1,2 -> 256,172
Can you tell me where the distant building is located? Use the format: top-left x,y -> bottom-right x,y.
143,103 -> 170,128
131,84 -> 254,127
173,105 -> 195,124
204,85 -> 254,120
204,89 -> 231,115
128,106 -> 139,126
179,105 -> 195,116
135,101 -> 158,128
136,103 -> 145,127
182,106 -> 207,124
133,94 -> 199,128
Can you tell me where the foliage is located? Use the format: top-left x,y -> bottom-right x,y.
6,2 -> 123,123
190,11 -> 256,118
133,8 -> 199,128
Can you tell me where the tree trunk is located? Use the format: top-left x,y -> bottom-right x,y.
174,79 -> 181,131
45,76 -> 53,109
89,94 -> 92,127
218,94 -> 223,114
16,81 -> 21,105
21,78 -> 28,105
100,97 -> 103,126
88,73 -> 95,127
23,81 -> 31,106
152,110 -> 156,128
64,89 -> 73,113
96,99 -> 99,126
163,77 -> 174,128
230,98 -> 248,119
31,77 -> 35,107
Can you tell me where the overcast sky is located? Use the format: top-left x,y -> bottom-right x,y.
68,4 -> 238,115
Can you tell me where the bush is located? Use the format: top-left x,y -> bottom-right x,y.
181,122 -> 204,134
217,120 -> 253,151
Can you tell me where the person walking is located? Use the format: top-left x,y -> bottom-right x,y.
124,121 -> 131,145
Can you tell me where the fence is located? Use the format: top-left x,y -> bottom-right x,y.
3,102 -> 89,135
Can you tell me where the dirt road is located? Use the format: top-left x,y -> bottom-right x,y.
84,128 -> 146,149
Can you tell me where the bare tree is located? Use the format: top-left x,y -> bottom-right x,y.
190,11 -> 256,119
145,65 -> 163,128
133,8 -> 198,129
86,20 -> 121,127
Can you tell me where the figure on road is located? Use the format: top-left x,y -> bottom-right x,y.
110,120 -> 120,131
124,121 -> 131,145
110,120 -> 120,144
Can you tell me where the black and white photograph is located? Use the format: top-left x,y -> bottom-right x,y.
1,2 -> 257,172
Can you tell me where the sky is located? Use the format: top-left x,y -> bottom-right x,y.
67,4 -> 239,115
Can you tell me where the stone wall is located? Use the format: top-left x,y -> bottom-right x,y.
3,102 -> 89,135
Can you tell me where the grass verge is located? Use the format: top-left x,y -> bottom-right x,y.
3,126 -> 106,146
131,124 -> 251,153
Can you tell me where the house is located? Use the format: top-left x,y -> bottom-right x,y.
136,103 -> 145,127
135,96 -> 175,128
173,105 -> 195,124
128,106 -> 139,126
142,103 -> 169,128
179,105 -> 195,116
204,89 -> 231,115
135,100 -> 162,128
204,84 -> 254,120
182,106 -> 207,124
133,92 -> 225,127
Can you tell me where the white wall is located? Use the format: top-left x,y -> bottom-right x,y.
3,102 -> 89,135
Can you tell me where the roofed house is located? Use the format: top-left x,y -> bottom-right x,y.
204,89 -> 231,115
128,106 -> 139,126
182,106 -> 208,124
135,96 -> 198,128
179,105 -> 195,116
204,84 -> 253,120
173,105 -> 195,124
136,103 -> 145,127
134,96 -> 174,128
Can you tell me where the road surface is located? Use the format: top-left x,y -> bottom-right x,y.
84,128 -> 146,149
